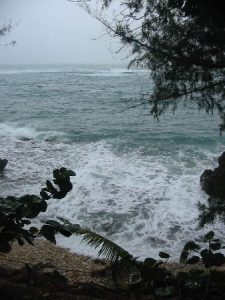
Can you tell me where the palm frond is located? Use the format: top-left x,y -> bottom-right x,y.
57,217 -> 140,282
70,226 -> 131,263
109,256 -> 141,283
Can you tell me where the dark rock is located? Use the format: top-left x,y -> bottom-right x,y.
0,159 -> 8,172
200,152 -> 225,198
19,137 -> 32,141
218,151 -> 225,167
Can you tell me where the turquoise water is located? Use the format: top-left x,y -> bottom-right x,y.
0,64 -> 224,259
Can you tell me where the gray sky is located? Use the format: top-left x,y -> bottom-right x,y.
0,0 -> 125,65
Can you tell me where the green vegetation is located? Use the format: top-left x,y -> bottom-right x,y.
73,0 -> 225,297
84,0 -> 225,132
0,168 -> 75,253
1,167 -> 225,299
1,0 -> 225,298
199,152 -> 225,227
0,22 -> 16,47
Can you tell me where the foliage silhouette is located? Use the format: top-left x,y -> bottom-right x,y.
180,231 -> 225,268
82,0 -> 225,132
0,168 -> 75,253
1,168 -> 225,298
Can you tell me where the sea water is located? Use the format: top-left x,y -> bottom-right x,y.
0,64 -> 224,260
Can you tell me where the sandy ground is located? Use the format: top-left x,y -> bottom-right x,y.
0,239 -> 224,284
0,240 -> 108,284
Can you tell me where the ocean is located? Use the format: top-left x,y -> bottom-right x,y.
0,64 -> 224,260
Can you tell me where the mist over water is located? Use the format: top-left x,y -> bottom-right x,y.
0,64 -> 225,259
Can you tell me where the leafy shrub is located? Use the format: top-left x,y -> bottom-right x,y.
0,168 -> 75,253
180,231 -> 225,268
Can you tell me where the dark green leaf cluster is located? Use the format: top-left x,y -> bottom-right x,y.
58,216 -> 173,289
95,0 -> 225,131
168,0 -> 225,27
0,23 -> 16,47
0,24 -> 12,37
198,196 -> 225,227
40,168 -> 75,200
180,231 -> 225,268
0,168 -> 75,253
40,220 -> 72,244
87,228 -> 225,298
1,165 -> 224,298
58,217 -> 132,262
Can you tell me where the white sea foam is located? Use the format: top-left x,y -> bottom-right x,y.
1,64 -> 224,261
79,68 -> 149,77
0,123 -> 66,142
0,68 -> 63,75
0,131 -> 224,260
0,66 -> 148,77
0,123 -> 38,139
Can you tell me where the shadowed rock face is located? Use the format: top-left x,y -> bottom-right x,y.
200,152 -> 225,199
0,159 -> 8,172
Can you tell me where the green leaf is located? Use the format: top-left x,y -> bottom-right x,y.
179,250 -> 189,264
210,242 -> 221,251
29,226 -> 38,234
46,220 -> 61,227
70,226 -> 131,263
46,180 -> 56,193
66,170 -> 76,176
201,249 -> 212,258
144,257 -> 157,268
58,228 -> 72,237
40,225 -> 56,244
39,200 -> 47,212
213,239 -> 220,242
186,256 -> 200,265
184,241 -> 200,251
204,231 -> 214,242
22,231 -> 34,245
18,238 -> 24,246
40,190 -> 50,200
201,249 -> 213,268
57,216 -> 72,225
22,219 -> 31,225
211,253 -> 225,267
45,220 -> 72,237
159,251 -> 170,259
66,223 -> 81,231
53,169 -> 60,179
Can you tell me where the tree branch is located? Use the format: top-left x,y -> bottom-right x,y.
119,79 -> 225,112
90,13 -> 225,70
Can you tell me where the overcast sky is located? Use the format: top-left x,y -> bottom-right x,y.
0,0 -> 125,65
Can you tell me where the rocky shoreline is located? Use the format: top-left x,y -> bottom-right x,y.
0,158 -> 7,172
200,151 -> 225,198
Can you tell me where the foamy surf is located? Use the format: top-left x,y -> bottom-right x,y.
0,131 -> 224,260
0,65 -> 225,260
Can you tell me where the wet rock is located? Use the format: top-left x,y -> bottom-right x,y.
200,152 -> 225,198
0,159 -> 8,172
19,137 -> 32,141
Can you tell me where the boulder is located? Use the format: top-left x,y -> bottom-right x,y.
200,152 -> 225,198
0,159 -> 8,172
